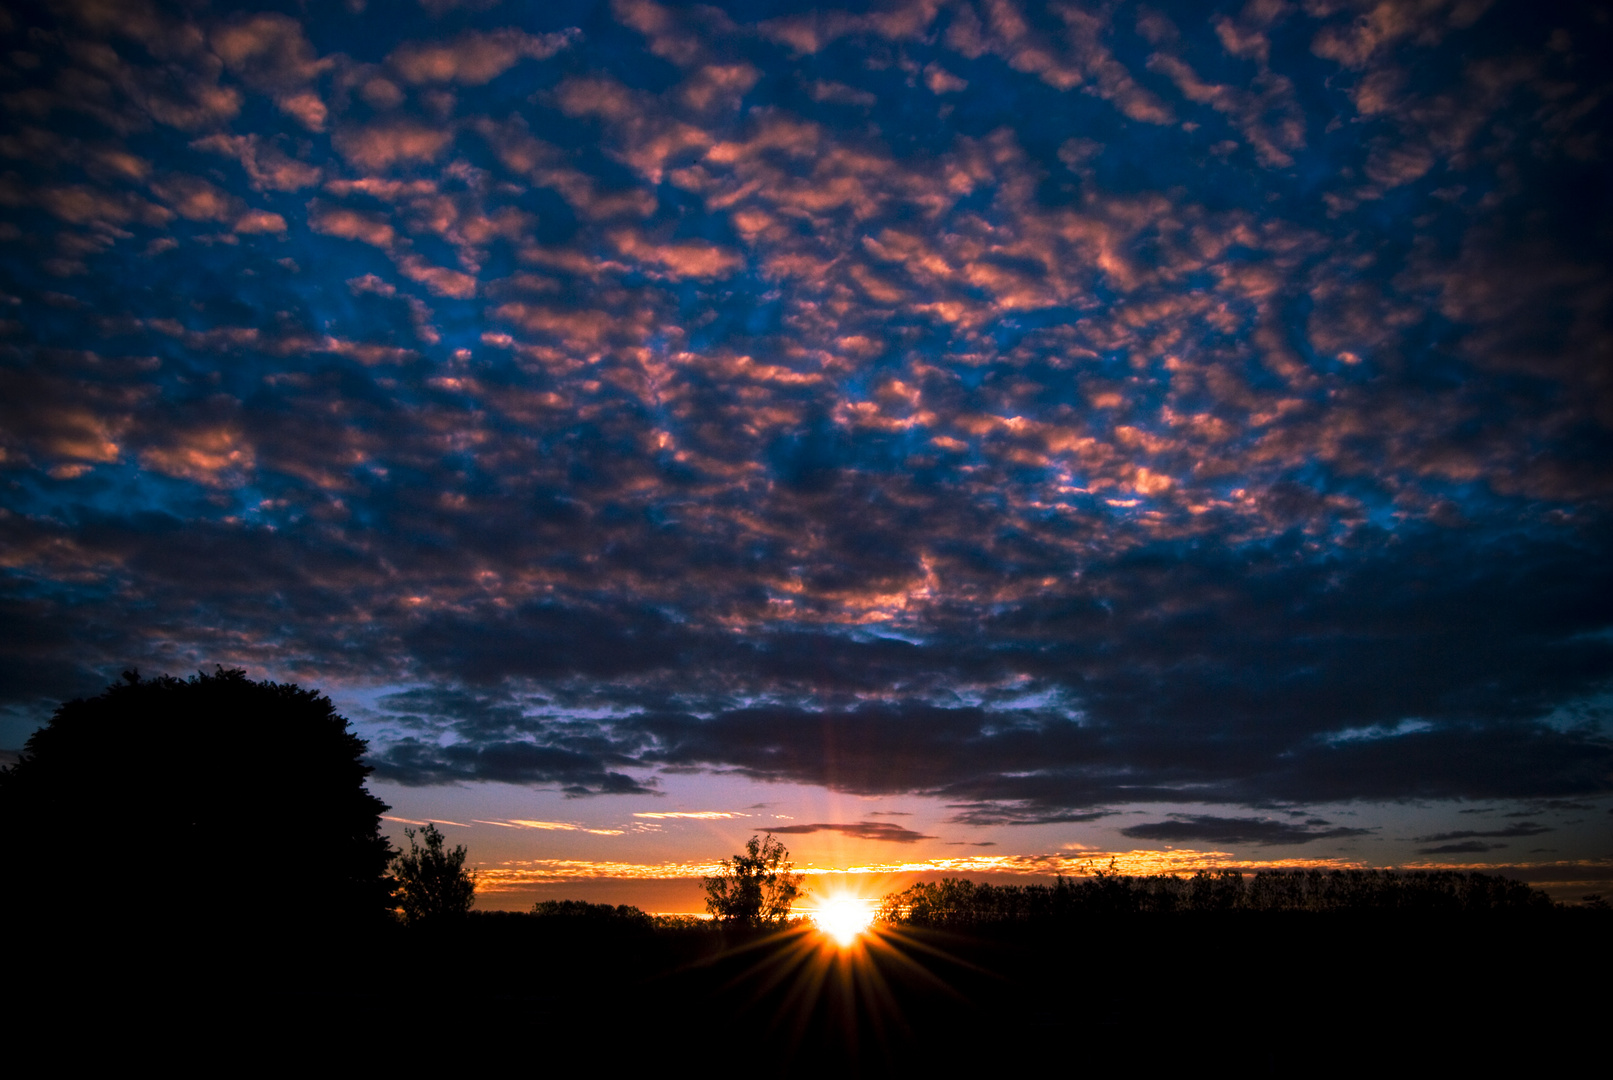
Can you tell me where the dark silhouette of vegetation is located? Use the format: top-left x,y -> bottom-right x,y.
0,667 -> 393,932
6,860 -> 1607,1073
531,899 -> 653,924
0,673 -> 1600,1072
391,823 -> 477,924
360,873 -> 1600,1073
2,673 -> 1604,1071
874,868 -> 1554,926
703,833 -> 803,926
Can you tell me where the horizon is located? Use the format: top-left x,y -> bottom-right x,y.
2,0 -> 1610,910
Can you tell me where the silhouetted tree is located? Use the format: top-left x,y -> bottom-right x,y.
703,833 -> 803,927
391,823 -> 477,923
0,668 -> 394,933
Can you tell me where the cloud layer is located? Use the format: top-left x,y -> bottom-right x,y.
1,1 -> 1609,828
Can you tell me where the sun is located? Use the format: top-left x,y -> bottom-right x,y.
812,895 -> 875,947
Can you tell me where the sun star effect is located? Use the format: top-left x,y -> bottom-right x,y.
812,896 -> 875,947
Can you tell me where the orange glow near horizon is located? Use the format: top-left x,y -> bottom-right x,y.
470,848 -> 1377,891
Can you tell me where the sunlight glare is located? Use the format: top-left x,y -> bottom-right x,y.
813,896 -> 875,947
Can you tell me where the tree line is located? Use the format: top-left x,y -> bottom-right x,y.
872,866 -> 1555,926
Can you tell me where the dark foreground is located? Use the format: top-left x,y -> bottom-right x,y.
12,907 -> 1608,1073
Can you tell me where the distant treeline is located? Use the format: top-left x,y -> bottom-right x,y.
874,869 -> 1554,926
528,899 -> 708,930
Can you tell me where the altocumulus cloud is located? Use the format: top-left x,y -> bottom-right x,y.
0,0 -> 1609,831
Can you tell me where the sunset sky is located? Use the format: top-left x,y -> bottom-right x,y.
1,0 -> 1609,910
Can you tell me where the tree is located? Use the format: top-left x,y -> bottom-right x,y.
390,823 -> 477,924
0,668 -> 395,932
703,833 -> 803,927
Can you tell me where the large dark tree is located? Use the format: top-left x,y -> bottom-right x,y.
0,668 -> 394,933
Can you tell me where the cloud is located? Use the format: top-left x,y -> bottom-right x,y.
764,821 -> 938,843
1,0 -> 1610,853
232,209 -> 286,233
613,0 -> 726,68
307,202 -> 396,247
1413,824 -> 1554,842
758,1 -> 942,54
924,64 -> 968,95
1309,0 -> 1489,71
210,13 -> 330,130
150,174 -> 245,222
1053,3 -> 1176,124
500,819 -> 623,836
1119,815 -> 1374,847
332,122 -> 454,170
633,811 -> 748,819
802,80 -> 868,108
610,230 -> 743,280
948,806 -> 1115,827
1417,840 -> 1506,855
191,134 -> 321,192
137,425 -> 255,486
371,737 -> 657,796
388,28 -> 578,85
396,253 -> 477,298
1146,52 -> 1303,167
347,273 -> 397,297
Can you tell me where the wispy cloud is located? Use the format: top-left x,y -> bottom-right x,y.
632,811 -> 750,819
767,821 -> 938,843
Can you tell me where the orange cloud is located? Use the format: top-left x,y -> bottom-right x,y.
475,117 -> 657,220
308,202 -> 396,248
681,62 -> 760,112
333,121 -> 454,171
210,12 -> 330,130
554,77 -> 711,184
151,174 -> 244,222
139,426 -> 255,486
388,27 -> 578,85
396,253 -> 477,298
13,181 -> 171,230
191,133 -> 321,192
611,231 -> 743,281
233,209 -> 286,233
758,0 -> 942,54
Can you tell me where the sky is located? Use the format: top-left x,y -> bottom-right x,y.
1,0 -> 1609,911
